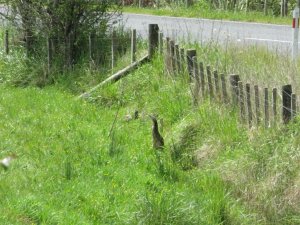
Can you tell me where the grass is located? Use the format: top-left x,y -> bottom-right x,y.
0,34 -> 300,224
123,5 -> 291,25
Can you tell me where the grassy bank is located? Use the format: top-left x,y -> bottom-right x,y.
123,6 -> 291,25
0,39 -> 300,224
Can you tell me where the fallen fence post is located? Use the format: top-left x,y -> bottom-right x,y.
78,55 -> 149,99
282,84 -> 292,124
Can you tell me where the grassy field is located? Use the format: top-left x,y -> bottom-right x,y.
123,6 -> 291,25
0,39 -> 300,224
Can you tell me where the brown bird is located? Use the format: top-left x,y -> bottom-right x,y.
149,115 -> 164,149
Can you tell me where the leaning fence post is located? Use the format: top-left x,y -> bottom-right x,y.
221,74 -> 228,103
131,29 -> 137,63
5,29 -> 9,55
148,24 -> 159,59
238,81 -> 246,123
282,84 -> 292,124
207,66 -> 214,100
254,85 -> 261,126
292,93 -> 297,120
264,88 -> 269,128
229,75 -> 240,105
246,83 -> 253,128
186,49 -> 197,80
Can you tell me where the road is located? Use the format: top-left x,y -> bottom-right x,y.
121,13 -> 293,53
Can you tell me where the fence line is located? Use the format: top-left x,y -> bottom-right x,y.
162,36 -> 298,128
3,24 -> 299,127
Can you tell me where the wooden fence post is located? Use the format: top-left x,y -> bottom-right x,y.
131,29 -> 137,63
5,29 -> 9,55
213,70 -> 220,99
170,40 -> 176,73
89,33 -> 95,69
246,83 -> 252,128
229,75 -> 240,105
175,44 -> 181,73
192,56 -> 200,104
180,48 -> 185,74
282,85 -> 292,124
221,74 -> 228,103
186,49 -> 196,80
292,93 -> 297,120
148,24 -> 159,59
199,62 -> 205,98
254,85 -> 260,126
207,66 -> 214,100
238,81 -> 246,122
165,37 -> 171,73
264,88 -> 269,128
111,30 -> 117,71
272,88 -> 277,124
159,32 -> 163,55
47,37 -> 52,74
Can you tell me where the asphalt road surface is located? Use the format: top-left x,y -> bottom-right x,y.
121,13 -> 293,53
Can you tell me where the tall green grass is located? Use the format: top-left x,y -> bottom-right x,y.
0,35 -> 300,224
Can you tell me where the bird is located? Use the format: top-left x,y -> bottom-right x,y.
134,110 -> 139,119
149,115 -> 164,149
0,154 -> 17,170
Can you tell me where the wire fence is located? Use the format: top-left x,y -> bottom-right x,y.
1,28 -> 148,75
